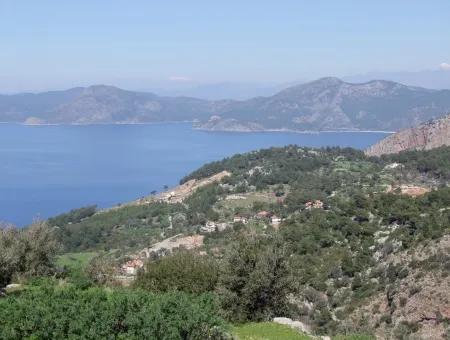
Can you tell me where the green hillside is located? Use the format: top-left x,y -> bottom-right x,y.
2,145 -> 450,339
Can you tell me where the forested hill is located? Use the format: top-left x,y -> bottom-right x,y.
181,144 -> 450,184
3,145 -> 450,338
47,145 -> 450,338
3,78 -> 450,131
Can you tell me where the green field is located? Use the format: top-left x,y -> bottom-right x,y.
233,322 -> 311,340
56,252 -> 97,270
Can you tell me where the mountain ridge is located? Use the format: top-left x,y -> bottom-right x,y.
2,78 -> 450,131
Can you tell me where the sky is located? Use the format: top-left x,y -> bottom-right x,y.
1,0 -> 450,92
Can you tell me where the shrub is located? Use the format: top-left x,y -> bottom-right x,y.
0,283 -> 228,339
135,250 -> 218,293
0,222 -> 59,287
217,234 -> 292,322
393,321 -> 419,339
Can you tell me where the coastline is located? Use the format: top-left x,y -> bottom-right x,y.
0,120 -> 195,127
193,126 -> 395,134
0,121 -> 394,134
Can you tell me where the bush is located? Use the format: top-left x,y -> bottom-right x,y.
217,234 -> 292,322
393,321 -> 419,339
135,250 -> 218,293
0,222 -> 59,287
0,283 -> 228,339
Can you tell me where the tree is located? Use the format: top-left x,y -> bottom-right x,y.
0,224 -> 20,287
85,255 -> 117,286
135,250 -> 218,293
217,233 -> 292,322
0,221 -> 59,288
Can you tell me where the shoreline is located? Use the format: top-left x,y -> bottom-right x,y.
0,121 -> 394,134
194,126 -> 394,134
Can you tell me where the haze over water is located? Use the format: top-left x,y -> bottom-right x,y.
0,123 -> 388,226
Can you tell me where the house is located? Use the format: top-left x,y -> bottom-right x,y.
121,259 -> 144,276
200,221 -> 217,233
305,200 -> 324,210
271,215 -> 282,227
233,215 -> 248,224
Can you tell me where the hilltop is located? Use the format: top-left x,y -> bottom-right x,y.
2,78 -> 450,131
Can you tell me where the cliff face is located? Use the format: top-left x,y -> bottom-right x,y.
365,113 -> 450,156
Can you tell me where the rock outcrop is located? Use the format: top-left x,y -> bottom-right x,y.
365,113 -> 450,156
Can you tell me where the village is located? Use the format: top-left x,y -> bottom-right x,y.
111,162 -> 433,279
120,194 -> 326,277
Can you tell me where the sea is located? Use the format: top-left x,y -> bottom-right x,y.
0,123 -> 389,226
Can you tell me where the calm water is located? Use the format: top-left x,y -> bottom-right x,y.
0,123 -> 389,226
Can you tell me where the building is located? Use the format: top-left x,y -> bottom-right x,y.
271,215 -> 282,227
200,221 -> 217,233
233,215 -> 248,224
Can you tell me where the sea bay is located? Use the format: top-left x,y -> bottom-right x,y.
0,123 -> 389,226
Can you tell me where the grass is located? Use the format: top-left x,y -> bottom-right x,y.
56,252 -> 97,271
233,322 -> 311,340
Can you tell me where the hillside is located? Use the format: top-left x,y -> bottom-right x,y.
366,113 -> 450,156
43,145 -> 450,339
2,78 -> 450,131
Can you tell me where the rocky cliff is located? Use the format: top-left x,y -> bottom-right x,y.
366,113 -> 450,156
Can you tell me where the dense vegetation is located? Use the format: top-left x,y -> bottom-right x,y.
135,251 -> 218,294
54,202 -> 186,252
0,222 -> 58,287
2,145 -> 450,339
381,145 -> 450,180
48,205 -> 97,227
0,281 -> 227,339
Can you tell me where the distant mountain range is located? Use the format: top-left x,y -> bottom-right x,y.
2,77 -> 450,132
147,82 -> 285,100
343,69 -> 450,90
366,113 -> 450,156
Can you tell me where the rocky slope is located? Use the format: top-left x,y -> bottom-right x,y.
349,235 -> 450,339
2,78 -> 450,131
366,113 -> 450,156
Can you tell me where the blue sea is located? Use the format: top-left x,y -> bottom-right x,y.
0,123 -> 389,226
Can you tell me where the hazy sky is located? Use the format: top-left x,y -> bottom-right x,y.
1,0 -> 449,92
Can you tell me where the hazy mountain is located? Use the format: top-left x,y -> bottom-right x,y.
2,78 -> 450,131
0,85 -> 213,124
198,77 -> 450,131
344,69 -> 450,90
148,82 -> 284,100
366,113 -> 450,156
